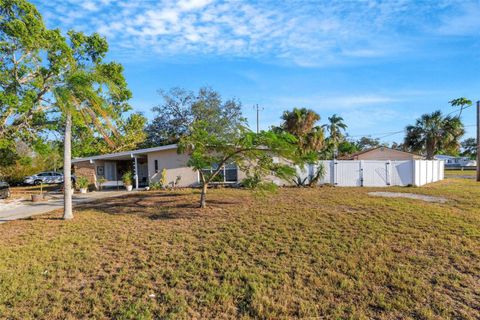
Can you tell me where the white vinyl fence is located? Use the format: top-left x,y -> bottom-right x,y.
300,160 -> 444,187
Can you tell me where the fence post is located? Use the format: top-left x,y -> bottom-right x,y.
412,160 -> 417,186
360,160 -> 364,187
333,160 -> 337,186
386,160 -> 391,186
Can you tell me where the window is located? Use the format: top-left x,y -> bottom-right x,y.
154,160 -> 159,173
200,164 -> 238,183
38,172 -> 51,177
224,163 -> 238,182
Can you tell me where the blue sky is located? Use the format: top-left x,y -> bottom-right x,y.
33,0 -> 480,143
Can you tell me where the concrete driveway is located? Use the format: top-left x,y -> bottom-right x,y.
0,191 -> 138,223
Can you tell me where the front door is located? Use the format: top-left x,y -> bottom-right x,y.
104,161 -> 117,181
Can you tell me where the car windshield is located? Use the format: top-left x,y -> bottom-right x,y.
38,173 -> 51,176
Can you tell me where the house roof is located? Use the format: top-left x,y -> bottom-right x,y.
72,144 -> 178,163
339,146 -> 422,160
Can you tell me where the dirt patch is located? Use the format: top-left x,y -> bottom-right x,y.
368,191 -> 448,203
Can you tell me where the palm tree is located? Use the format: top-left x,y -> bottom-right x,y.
449,97 -> 472,118
404,110 -> 464,159
54,71 -> 105,219
54,32 -> 130,220
323,114 -> 347,156
280,108 -> 325,154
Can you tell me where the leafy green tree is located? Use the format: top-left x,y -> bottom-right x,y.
0,0 -> 70,152
449,97 -> 472,118
391,141 -> 405,151
145,87 -> 244,146
175,90 -> 296,207
71,112 -> 146,158
404,110 -> 464,159
179,122 -> 296,208
337,140 -> 359,157
461,138 -> 477,159
355,136 -> 386,151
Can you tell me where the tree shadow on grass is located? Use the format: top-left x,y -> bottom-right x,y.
76,192 -> 202,221
76,191 -> 245,221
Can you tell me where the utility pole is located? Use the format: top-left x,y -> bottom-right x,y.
253,104 -> 263,133
477,101 -> 480,182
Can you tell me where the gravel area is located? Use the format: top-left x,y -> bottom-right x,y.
368,191 -> 448,203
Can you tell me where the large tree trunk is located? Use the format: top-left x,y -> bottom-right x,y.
200,183 -> 208,208
63,111 -> 73,220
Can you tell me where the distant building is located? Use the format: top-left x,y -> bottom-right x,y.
340,147 -> 423,161
434,155 -> 476,168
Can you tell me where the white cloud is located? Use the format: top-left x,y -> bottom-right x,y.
34,0 -> 479,65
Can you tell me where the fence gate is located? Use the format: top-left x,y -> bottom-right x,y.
361,161 -> 390,187
334,161 -> 362,186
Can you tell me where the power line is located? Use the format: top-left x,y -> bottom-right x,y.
345,105 -> 475,139
347,124 -> 476,140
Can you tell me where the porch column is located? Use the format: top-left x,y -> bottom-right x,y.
134,156 -> 139,189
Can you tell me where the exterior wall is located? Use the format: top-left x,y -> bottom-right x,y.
147,149 -> 199,187
355,148 -> 419,161
73,161 -> 96,187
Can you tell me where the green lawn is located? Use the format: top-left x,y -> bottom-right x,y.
1,179 -> 479,319
445,169 -> 476,177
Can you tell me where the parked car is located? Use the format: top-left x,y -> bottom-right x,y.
0,181 -> 10,199
23,172 -> 76,186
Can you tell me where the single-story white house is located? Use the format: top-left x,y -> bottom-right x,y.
72,144 -> 246,189
434,155 -> 476,168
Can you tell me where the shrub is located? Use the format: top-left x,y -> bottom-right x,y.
242,174 -> 278,194
149,182 -> 162,190
97,177 -> 107,190
122,171 -> 133,186
76,176 -> 89,189
241,174 -> 262,189
160,168 -> 167,188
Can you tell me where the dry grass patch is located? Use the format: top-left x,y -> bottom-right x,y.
0,180 -> 479,319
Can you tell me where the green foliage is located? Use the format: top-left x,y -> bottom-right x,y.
337,140 -> 359,157
180,123 -> 297,182
323,114 -> 347,153
148,182 -> 162,190
97,177 -> 107,190
0,1 -> 138,159
160,168 -> 167,188
0,0 -> 72,147
355,136 -> 387,151
276,108 -> 325,155
404,110 -> 465,159
460,138 -> 477,159
145,87 -> 245,146
0,141 -> 61,184
122,171 -> 133,186
292,162 -> 326,187
76,176 -> 89,189
177,93 -> 298,207
242,174 -> 279,198
241,174 -> 262,189
71,112 -> 147,158
449,97 -> 472,117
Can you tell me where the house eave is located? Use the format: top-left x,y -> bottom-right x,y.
72,144 -> 178,164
